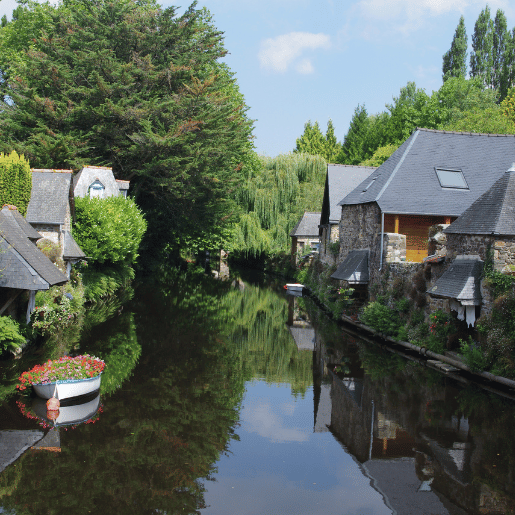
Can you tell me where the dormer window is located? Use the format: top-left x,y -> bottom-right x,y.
435,168 -> 469,189
88,180 -> 105,198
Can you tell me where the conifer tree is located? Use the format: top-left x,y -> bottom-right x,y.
324,120 -> 341,163
442,16 -> 467,81
470,6 -> 494,87
337,104 -> 370,165
0,151 -> 32,215
0,0 -> 254,256
294,121 -> 327,157
501,28 -> 515,101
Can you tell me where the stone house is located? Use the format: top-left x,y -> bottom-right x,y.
0,205 -> 68,323
26,169 -> 85,277
427,164 -> 515,326
290,212 -> 321,263
73,166 -> 130,198
335,128 -> 515,289
319,164 -> 375,264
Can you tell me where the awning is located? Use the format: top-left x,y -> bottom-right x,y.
331,250 -> 369,284
427,256 -> 483,306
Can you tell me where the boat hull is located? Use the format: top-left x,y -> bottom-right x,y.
32,375 -> 102,400
32,394 -> 101,426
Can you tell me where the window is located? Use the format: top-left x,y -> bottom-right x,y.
88,180 -> 105,198
435,168 -> 469,189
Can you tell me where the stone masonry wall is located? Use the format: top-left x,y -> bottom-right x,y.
339,203 -> 384,285
319,224 -> 339,265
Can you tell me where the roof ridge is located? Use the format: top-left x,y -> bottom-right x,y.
31,169 -> 73,173
416,127 -> 515,138
328,163 -> 377,169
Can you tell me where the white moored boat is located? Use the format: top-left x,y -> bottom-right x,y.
32,374 -> 102,400
285,283 -> 305,296
32,394 -> 101,426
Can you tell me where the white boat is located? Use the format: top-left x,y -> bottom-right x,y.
286,283 -> 305,292
32,374 -> 102,400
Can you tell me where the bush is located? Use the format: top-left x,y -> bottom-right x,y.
360,302 -> 400,336
460,337 -> 487,372
82,264 -> 135,302
0,316 -> 26,353
74,195 -> 147,266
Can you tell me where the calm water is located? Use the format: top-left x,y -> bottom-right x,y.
1,270 -> 515,514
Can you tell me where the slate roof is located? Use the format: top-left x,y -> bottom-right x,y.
290,212 -> 321,237
331,250 -> 369,283
62,231 -> 86,260
444,167 -> 515,235
0,208 -> 68,290
427,256 -> 483,305
321,164 -> 376,225
2,205 -> 41,241
26,170 -> 73,225
339,128 -> 515,217
73,166 -> 124,198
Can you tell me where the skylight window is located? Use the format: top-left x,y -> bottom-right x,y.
362,177 -> 376,192
435,168 -> 469,189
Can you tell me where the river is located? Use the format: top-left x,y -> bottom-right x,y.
0,269 -> 514,514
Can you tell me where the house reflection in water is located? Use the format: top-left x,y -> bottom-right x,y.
311,325 -> 495,515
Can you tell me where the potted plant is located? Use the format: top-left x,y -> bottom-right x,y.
17,354 -> 105,400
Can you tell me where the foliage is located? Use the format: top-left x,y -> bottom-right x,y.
443,16 -> 467,81
460,337 -> 487,372
337,104 -> 372,164
0,151 -> 32,215
359,143 -> 398,167
74,195 -> 146,266
360,302 -> 401,336
428,310 -> 453,340
294,119 -> 342,162
470,6 -> 494,88
16,354 -> 105,390
81,263 -> 135,302
232,153 -> 326,257
0,316 -> 26,353
329,240 -> 340,257
0,0 -> 253,259
32,278 -> 85,335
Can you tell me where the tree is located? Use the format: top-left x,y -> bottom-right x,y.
294,121 -> 327,156
0,151 -> 32,215
493,9 -> 509,92
500,28 -> 515,101
0,0 -> 254,259
337,104 -> 370,165
470,6 -> 494,87
324,119 -> 341,162
442,16 -> 467,81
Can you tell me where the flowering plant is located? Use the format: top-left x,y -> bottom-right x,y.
16,354 -> 105,390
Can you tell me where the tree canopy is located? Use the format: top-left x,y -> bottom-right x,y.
0,0 -> 254,260
442,16 -> 467,81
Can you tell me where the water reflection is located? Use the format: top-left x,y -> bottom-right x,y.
1,273 -> 515,514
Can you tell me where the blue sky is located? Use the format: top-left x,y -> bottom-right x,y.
0,0 -> 513,156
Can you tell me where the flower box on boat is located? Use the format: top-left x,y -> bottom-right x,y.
32,374 -> 102,400
17,354 -> 105,400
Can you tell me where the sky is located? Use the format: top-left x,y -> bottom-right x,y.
0,0 -> 513,156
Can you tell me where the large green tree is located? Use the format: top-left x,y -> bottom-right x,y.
442,16 -> 468,81
493,9 -> 509,92
0,0 -> 254,260
470,6 -> 494,87
337,104 -> 370,165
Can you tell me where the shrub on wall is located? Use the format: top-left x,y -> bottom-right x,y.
0,316 -> 26,354
0,151 -> 32,215
73,196 -> 147,266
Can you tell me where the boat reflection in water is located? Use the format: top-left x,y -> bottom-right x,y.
31,392 -> 101,427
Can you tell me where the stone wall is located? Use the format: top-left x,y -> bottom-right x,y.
319,224 -> 339,265
385,233 -> 406,262
339,203 -> 384,285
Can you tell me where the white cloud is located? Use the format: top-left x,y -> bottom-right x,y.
258,32 -> 330,73
348,0 -> 511,38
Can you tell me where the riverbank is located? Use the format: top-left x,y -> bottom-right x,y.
296,256 -> 515,397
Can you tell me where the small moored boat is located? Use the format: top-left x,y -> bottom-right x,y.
32,375 -> 102,400
285,283 -> 305,296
